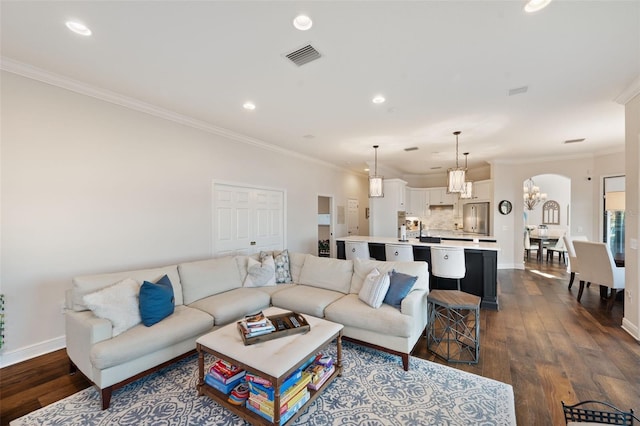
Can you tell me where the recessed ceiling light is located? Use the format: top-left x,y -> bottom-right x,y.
243,102 -> 256,110
65,21 -> 92,36
293,15 -> 313,31
372,95 -> 386,104
364,168 -> 370,172
430,166 -> 442,170
524,0 -> 552,13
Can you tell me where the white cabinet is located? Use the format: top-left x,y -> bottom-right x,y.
407,188 -> 428,217
427,187 -> 457,206
369,179 -> 407,237
469,180 -> 491,201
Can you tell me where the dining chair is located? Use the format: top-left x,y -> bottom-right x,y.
524,231 -> 538,260
564,235 -> 588,289
547,235 -> 567,264
572,240 -> 624,311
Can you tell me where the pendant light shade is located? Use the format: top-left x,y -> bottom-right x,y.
447,131 -> 466,193
459,152 -> 473,199
369,145 -> 384,198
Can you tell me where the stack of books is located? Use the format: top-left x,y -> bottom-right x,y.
245,369 -> 312,423
238,311 -> 275,338
304,353 -> 335,391
204,359 -> 246,394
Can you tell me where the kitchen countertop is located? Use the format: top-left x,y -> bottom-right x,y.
335,235 -> 500,251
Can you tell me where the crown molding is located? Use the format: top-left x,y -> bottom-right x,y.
0,56 -> 358,175
615,75 -> 640,105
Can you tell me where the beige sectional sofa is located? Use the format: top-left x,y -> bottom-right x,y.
65,252 -> 429,409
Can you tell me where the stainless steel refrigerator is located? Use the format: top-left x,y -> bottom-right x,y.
463,202 -> 490,235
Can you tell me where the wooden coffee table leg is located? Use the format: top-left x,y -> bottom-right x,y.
197,344 -> 204,396
337,331 -> 343,377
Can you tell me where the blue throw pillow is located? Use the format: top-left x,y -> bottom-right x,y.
383,270 -> 418,309
139,274 -> 175,327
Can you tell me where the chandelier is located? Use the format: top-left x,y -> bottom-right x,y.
523,178 -> 547,210
459,152 -> 473,199
447,131 -> 466,193
369,145 -> 384,198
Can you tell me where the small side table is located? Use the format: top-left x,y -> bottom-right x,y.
427,289 -> 480,364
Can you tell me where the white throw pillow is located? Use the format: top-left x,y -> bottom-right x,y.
358,268 -> 390,309
243,255 -> 276,287
82,278 -> 141,336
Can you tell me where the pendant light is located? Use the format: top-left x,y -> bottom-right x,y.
460,152 -> 473,199
447,131 -> 466,193
369,145 -> 384,198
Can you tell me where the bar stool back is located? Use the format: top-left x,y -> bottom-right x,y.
345,240 -> 371,260
430,246 -> 466,290
385,244 -> 414,261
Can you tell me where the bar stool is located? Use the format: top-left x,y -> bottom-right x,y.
430,246 -> 466,290
427,246 -> 479,364
345,240 -> 371,260
385,244 -> 414,261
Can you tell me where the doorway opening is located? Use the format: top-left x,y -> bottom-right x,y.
317,195 -> 333,257
602,175 -> 625,260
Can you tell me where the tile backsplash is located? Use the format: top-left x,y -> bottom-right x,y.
417,206 -> 457,231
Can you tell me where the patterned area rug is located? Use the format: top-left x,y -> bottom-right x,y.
11,342 -> 516,425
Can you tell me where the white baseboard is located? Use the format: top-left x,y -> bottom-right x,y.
0,335 -> 66,368
498,263 -> 522,270
621,318 -> 640,342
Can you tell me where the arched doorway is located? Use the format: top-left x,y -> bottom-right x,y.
522,174 -> 571,268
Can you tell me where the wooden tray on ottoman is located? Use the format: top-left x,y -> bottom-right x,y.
239,311 -> 310,346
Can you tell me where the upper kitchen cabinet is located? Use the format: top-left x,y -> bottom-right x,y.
428,187 -> 457,206
407,188 -> 428,217
369,179 -> 407,237
468,180 -> 492,201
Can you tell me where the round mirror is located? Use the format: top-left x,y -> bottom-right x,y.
499,200 -> 512,215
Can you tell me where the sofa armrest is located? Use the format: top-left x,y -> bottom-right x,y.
65,310 -> 113,381
400,289 -> 429,328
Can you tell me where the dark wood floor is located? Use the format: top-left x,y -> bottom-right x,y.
1,258 -> 638,425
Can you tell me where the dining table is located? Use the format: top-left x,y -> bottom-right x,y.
529,235 -> 559,262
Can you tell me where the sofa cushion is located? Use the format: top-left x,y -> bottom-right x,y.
243,255 -> 276,287
324,294 -> 413,338
188,288 -> 270,326
72,265 -> 183,311
271,285 -> 345,318
139,275 -> 175,326
383,270 -> 418,309
179,257 -> 243,305
298,255 -> 353,294
83,278 -> 141,337
289,252 -> 306,283
358,268 -> 390,309
90,305 -> 213,370
350,258 -> 395,294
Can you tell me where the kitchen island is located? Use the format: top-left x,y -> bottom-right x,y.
336,236 -> 500,310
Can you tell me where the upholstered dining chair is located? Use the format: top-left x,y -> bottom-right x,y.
572,240 -> 625,311
547,235 -> 568,264
564,235 -> 588,289
524,231 -> 538,260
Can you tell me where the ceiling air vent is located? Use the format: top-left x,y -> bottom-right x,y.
404,147 -> 419,152
564,138 -> 585,144
508,86 -> 529,96
285,44 -> 321,66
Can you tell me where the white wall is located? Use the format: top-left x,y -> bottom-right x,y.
0,71 -> 369,365
491,153 -> 625,269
